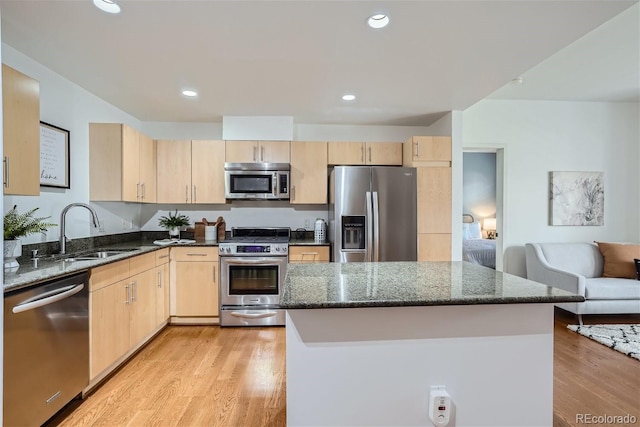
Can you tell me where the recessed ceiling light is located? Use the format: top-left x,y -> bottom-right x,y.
342,94 -> 356,101
93,0 -> 121,14
367,14 -> 389,29
510,77 -> 524,85
182,90 -> 198,97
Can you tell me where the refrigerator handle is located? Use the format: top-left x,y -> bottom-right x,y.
372,192 -> 380,262
366,191 -> 373,262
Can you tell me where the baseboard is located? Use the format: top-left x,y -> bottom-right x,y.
169,316 -> 219,325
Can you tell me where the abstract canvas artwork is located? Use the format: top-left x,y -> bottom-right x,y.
549,171 -> 604,226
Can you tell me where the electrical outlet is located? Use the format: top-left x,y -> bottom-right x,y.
98,221 -> 105,232
304,218 -> 311,229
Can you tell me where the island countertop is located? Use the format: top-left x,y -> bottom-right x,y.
281,261 -> 584,309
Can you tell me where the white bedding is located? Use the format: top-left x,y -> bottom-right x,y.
463,238 -> 496,269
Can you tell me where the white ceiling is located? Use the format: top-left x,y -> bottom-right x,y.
1,1 -> 638,127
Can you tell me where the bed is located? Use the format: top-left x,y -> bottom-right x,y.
462,214 -> 496,269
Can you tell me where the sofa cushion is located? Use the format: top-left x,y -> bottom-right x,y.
538,243 -> 603,278
595,242 -> 640,279
585,277 -> 640,300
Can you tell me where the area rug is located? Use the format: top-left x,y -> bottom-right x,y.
567,324 -> 640,361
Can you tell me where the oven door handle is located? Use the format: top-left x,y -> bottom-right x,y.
230,311 -> 278,319
223,259 -> 284,265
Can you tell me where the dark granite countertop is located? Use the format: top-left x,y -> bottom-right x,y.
281,261 -> 585,309
3,239 -> 219,293
288,238 -> 330,246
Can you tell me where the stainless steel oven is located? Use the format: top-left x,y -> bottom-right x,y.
219,227 -> 289,326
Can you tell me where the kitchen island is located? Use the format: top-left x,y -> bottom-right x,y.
281,261 -> 584,427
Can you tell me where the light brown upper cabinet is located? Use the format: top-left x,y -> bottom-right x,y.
327,142 -> 402,166
417,167 -> 452,234
406,135 -> 453,261
89,123 -> 156,202
225,140 -> 290,163
403,136 -> 452,166
156,139 -> 192,203
156,140 -> 225,204
2,64 -> 40,196
290,141 -> 327,204
191,140 -> 225,203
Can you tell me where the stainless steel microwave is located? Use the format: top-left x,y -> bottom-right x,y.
224,163 -> 290,200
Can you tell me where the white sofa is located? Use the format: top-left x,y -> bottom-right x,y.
525,242 -> 640,324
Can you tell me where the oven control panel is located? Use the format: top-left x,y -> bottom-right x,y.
219,243 -> 288,255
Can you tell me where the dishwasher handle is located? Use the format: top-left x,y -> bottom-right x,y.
12,284 -> 85,314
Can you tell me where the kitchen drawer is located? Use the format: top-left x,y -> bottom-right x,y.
289,246 -> 330,263
90,258 -> 130,291
155,248 -> 170,265
129,252 -> 157,276
172,246 -> 218,262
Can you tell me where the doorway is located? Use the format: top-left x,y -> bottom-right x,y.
462,148 -> 504,271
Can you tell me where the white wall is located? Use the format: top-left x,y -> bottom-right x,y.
2,44 -> 143,244
0,12 -> 4,420
463,152 -> 497,220
2,47 -> 437,241
463,99 -> 640,276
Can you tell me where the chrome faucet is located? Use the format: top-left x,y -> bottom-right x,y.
59,203 -> 101,254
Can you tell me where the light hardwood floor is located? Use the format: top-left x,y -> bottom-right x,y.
48,309 -> 639,427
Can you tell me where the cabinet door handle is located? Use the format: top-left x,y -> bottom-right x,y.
361,146 -> 364,163
213,264 -> 217,283
253,146 -> 257,162
261,146 -> 265,162
291,185 -> 295,201
142,183 -> 146,199
137,183 -> 141,199
158,270 -> 162,288
185,185 -> 189,203
125,284 -> 131,305
3,156 -> 9,188
186,253 -> 207,257
158,254 -> 169,259
415,141 -> 419,158
193,185 -> 197,203
368,147 -> 372,162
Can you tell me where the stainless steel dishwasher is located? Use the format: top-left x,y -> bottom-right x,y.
4,271 -> 89,427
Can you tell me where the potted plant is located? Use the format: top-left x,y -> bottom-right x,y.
3,205 -> 56,270
158,210 -> 190,239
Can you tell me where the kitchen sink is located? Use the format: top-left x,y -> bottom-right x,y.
62,248 -> 138,262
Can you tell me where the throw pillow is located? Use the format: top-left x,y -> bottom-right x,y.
468,222 -> 482,239
595,242 -> 640,279
635,258 -> 640,281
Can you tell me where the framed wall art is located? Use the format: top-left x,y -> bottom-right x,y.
39,121 -> 70,188
549,171 -> 604,226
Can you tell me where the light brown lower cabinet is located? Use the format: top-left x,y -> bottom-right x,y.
418,233 -> 452,261
170,247 -> 219,321
128,268 -> 157,347
90,276 -> 130,379
289,245 -> 330,263
155,248 -> 170,326
89,252 -> 161,382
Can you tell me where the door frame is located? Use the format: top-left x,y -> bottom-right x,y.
462,146 -> 506,271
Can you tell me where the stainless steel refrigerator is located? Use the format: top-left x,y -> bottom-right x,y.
329,166 -> 417,262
